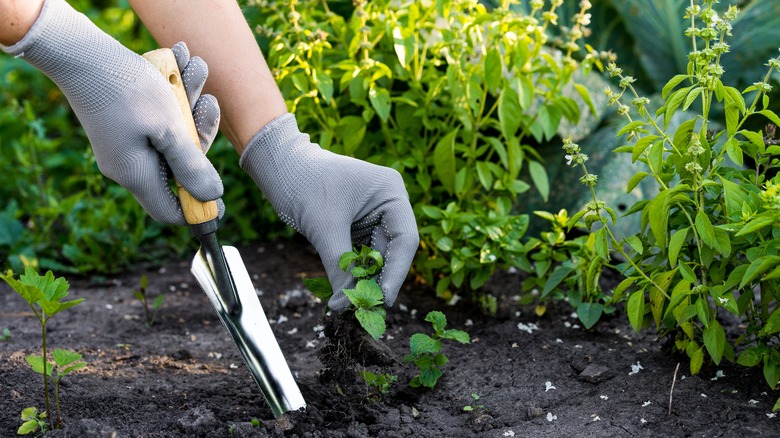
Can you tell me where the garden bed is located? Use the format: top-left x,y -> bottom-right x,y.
1,238 -> 776,437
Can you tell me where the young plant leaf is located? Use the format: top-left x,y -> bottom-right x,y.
409,333 -> 442,356
355,307 -> 386,340
703,320 -> 726,365
627,290 -> 645,332
441,329 -> 470,344
302,277 -> 333,302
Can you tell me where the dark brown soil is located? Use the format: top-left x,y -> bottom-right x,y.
1,238 -> 777,437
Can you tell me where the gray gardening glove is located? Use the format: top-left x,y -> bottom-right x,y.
0,0 -> 222,226
240,114 -> 420,311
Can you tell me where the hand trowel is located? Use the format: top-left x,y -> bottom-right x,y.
142,48 -> 306,417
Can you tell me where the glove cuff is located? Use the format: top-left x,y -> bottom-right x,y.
239,113 -> 326,232
1,0 -> 144,114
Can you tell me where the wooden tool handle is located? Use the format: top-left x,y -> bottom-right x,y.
143,48 -> 219,225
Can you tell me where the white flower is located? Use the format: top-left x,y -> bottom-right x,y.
565,154 -> 574,165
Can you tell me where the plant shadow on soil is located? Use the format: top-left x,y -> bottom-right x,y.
1,238 -> 777,437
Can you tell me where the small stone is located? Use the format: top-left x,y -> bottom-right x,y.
527,407 -> 544,418
579,364 -> 613,383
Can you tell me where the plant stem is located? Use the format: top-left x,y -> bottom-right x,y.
41,320 -> 52,425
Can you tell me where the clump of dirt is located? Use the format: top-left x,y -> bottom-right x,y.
316,312 -> 398,386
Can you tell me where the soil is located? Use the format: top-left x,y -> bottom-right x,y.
1,238 -> 777,437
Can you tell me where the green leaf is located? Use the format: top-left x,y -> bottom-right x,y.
712,228 -> 731,258
355,307 -> 387,340
484,48 -> 502,94
719,177 -> 747,220
441,329 -> 470,344
433,128 -> 459,194
20,407 -> 38,421
25,355 -> 52,376
678,262 -> 697,283
475,162 -> 493,190
542,264 -> 575,298
668,227 -> 689,268
594,227 -> 609,261
302,277 -> 333,302
52,349 -> 82,367
528,161 -> 549,202
419,367 -> 443,388
760,307 -> 780,336
695,211 -> 715,248
625,236 -> 643,255
577,302 -> 604,330
335,116 -> 366,156
740,256 -> 780,289
17,420 -> 39,435
409,333 -> 442,356
627,290 -> 645,332
152,294 -> 165,311
499,86 -> 522,139
343,279 -> 384,309
736,216 -> 776,236
690,346 -> 705,375
424,311 -> 447,334
647,190 -> 671,249
737,346 -> 765,367
662,74 -> 690,99
764,363 -> 780,389
369,86 -> 391,122
626,172 -> 651,193
703,320 -> 726,365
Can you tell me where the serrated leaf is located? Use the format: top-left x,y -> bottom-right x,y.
343,279 -> 384,309
442,329 -> 470,344
419,367 -> 443,388
410,333 -> 442,356
302,277 -> 333,302
52,349 -> 82,368
25,355 -> 52,376
425,311 -> 447,334
355,308 -> 386,340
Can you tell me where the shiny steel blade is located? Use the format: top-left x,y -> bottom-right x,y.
191,245 -> 306,417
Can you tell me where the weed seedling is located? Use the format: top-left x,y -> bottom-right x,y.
304,245 -> 387,339
359,370 -> 397,402
404,311 -> 470,388
462,393 -> 486,415
17,407 -> 47,436
131,275 -> 164,327
1,267 -> 85,429
26,349 -> 87,428
0,327 -> 10,341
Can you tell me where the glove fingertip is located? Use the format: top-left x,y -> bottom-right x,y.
171,41 -> 189,72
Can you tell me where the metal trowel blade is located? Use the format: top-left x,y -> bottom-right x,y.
190,245 -> 306,417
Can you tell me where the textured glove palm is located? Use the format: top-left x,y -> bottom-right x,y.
0,0 -> 222,225
240,114 -> 420,311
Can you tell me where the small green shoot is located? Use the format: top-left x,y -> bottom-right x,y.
359,370 -> 397,402
462,393 -> 486,415
404,311 -> 470,388
1,267 -> 85,429
303,245 -> 388,340
27,349 -> 87,429
1,327 -> 10,341
132,275 -> 164,327
17,407 -> 47,436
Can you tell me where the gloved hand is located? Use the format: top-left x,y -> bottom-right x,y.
0,0 -> 222,226
240,114 -> 420,311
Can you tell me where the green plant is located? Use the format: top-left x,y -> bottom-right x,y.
26,349 -> 87,430
563,0 -> 780,409
359,370 -> 398,402
462,393 -> 487,415
304,245 -> 388,339
0,327 -> 10,341
404,311 -> 470,388
17,407 -> 47,436
132,275 -> 164,327
0,267 -> 85,428
253,0 -> 605,304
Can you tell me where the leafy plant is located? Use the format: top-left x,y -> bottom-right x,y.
462,393 -> 487,416
304,245 -> 387,339
0,327 -> 10,341
562,0 -> 780,408
404,311 -> 470,388
254,0 -> 606,304
26,349 -> 87,429
17,407 -> 47,436
132,274 -> 164,327
359,370 -> 397,402
0,267 -> 85,428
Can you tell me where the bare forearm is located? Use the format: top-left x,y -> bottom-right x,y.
0,0 -> 44,45
129,0 -> 287,153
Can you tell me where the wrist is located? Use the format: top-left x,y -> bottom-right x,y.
1,0 -> 144,114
